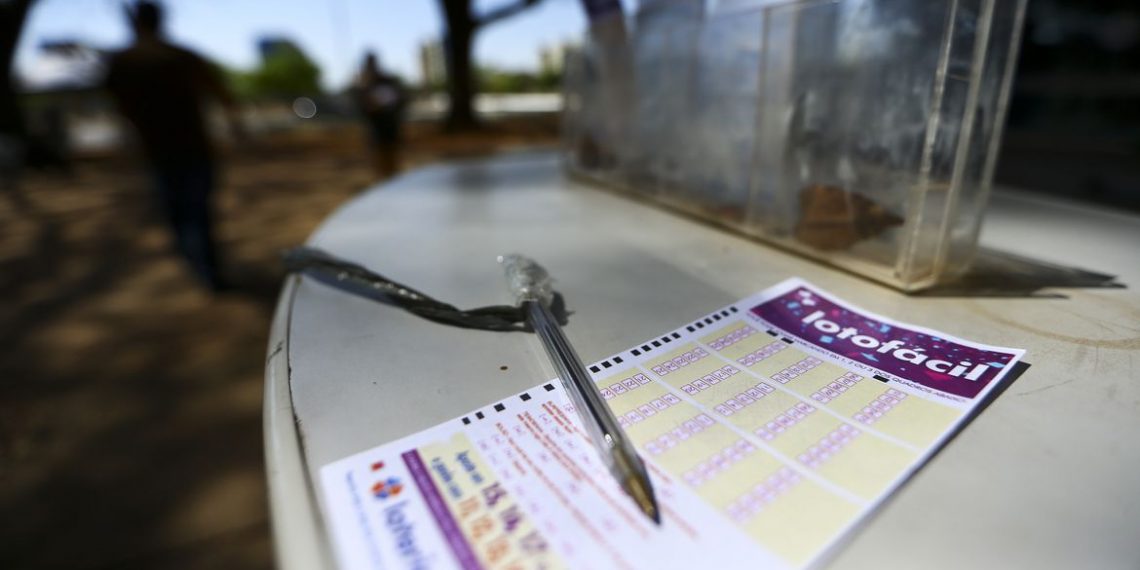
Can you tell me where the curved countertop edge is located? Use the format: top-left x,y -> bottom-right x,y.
264,276 -> 334,569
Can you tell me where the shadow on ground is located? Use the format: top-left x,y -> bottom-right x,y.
916,247 -> 1125,298
0,118 -> 559,569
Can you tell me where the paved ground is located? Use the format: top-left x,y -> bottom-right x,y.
0,118 -> 559,569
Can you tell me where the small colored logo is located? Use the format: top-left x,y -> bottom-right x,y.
372,476 -> 403,500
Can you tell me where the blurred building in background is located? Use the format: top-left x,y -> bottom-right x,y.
538,40 -> 576,76
419,39 -> 446,88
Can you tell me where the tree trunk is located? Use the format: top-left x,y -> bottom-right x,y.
440,0 -> 479,132
0,0 -> 34,142
437,0 -> 543,132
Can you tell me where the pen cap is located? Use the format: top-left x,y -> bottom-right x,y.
498,254 -> 556,306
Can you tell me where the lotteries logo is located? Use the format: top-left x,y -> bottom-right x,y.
372,476 -> 403,500
369,460 -> 403,500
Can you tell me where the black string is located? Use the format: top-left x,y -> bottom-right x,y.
282,247 -> 568,332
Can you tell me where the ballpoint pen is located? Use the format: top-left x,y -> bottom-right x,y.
500,254 -> 661,525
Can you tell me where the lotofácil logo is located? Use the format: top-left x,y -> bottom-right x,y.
800,310 -> 993,381
751,285 -> 1018,399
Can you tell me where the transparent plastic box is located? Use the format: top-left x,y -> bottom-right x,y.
564,0 -> 1028,291
627,0 -> 704,195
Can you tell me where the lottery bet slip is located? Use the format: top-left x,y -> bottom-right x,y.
320,278 -> 1025,569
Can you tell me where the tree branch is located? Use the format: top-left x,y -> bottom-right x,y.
1,0 -> 35,36
476,0 -> 542,28
1,0 -> 36,72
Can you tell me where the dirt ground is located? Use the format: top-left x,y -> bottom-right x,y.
0,117 -> 560,569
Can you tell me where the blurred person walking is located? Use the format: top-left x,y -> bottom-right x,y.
104,1 -> 241,291
353,52 -> 407,179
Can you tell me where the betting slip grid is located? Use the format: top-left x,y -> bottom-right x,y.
321,381 -> 785,570
450,390 -> 781,570
321,280 -> 1020,570
580,316 -> 960,565
436,299 -> 960,566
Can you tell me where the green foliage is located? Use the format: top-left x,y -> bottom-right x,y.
535,67 -> 561,91
476,66 -> 561,93
224,43 -> 322,101
252,44 -> 321,98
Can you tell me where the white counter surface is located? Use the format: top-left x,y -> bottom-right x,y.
265,151 -> 1140,569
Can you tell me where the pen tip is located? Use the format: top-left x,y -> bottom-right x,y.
624,474 -> 662,526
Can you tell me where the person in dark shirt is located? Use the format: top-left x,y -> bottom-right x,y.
353,52 -> 407,179
105,1 -> 241,291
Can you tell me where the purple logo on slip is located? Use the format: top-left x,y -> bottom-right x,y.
752,286 -> 1018,399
